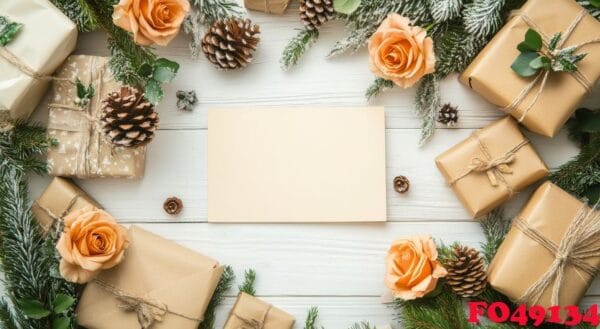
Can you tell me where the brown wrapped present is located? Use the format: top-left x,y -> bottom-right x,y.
47,55 -> 146,179
76,225 -> 224,329
32,177 -> 102,232
460,0 -> 600,137
488,182 -> 600,309
224,292 -> 295,329
0,0 -> 77,119
435,117 -> 548,218
244,0 -> 290,14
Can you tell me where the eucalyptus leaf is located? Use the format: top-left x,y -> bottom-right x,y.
523,29 -> 542,51
153,66 -> 177,83
0,16 -> 23,46
590,0 -> 600,8
144,79 -> 163,104
529,56 -> 550,70
333,0 -> 361,14
53,294 -> 75,313
18,299 -> 51,319
511,52 -> 539,77
53,316 -> 71,329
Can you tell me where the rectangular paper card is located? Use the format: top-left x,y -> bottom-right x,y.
208,108 -> 387,222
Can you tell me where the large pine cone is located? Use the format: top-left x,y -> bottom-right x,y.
201,18 -> 260,70
300,0 -> 334,30
445,245 -> 487,298
437,103 -> 459,127
100,86 -> 159,148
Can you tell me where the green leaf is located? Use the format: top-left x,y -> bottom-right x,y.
144,79 -> 163,104
17,299 -> 51,319
590,0 -> 600,8
548,32 -> 562,51
53,294 -> 75,313
511,52 -> 539,77
529,56 -> 550,70
523,28 -> 543,51
0,16 -> 23,46
153,58 -> 179,83
76,78 -> 86,99
333,0 -> 361,14
517,42 -> 532,53
52,316 -> 71,329
137,63 -> 153,78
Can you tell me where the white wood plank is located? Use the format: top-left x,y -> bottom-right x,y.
109,222 -> 599,296
29,127 -> 579,223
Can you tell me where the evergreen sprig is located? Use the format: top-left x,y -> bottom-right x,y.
238,269 -> 257,296
304,306 -> 321,329
49,0 -> 98,32
281,29 -> 320,71
479,208 -> 511,264
199,265 -> 235,329
365,78 -> 394,100
349,322 -> 376,329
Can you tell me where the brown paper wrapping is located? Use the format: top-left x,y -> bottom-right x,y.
244,0 -> 290,14
0,0 -> 77,119
435,117 -> 548,218
31,177 -> 102,232
47,55 -> 146,179
77,225 -> 224,329
460,0 -> 600,137
488,182 -> 600,309
223,293 -> 295,329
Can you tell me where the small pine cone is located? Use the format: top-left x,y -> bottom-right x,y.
100,86 -> 159,148
445,245 -> 487,298
300,0 -> 334,30
393,175 -> 410,194
201,18 -> 260,70
163,197 -> 183,215
437,103 -> 459,127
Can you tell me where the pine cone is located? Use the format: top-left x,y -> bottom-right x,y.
445,245 -> 487,298
393,175 -> 410,193
437,103 -> 459,126
100,86 -> 159,148
163,197 -> 183,215
300,0 -> 334,30
201,18 -> 260,70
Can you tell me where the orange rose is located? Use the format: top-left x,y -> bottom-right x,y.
368,14 -> 435,88
384,235 -> 447,300
56,207 -> 129,283
112,0 -> 190,46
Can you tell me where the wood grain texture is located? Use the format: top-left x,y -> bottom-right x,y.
23,3 -> 600,326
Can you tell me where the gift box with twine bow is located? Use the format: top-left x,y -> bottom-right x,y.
46,55 -> 146,179
488,182 -> 600,309
76,225 -> 224,329
244,0 -> 290,14
223,292 -> 295,329
32,177 -> 102,233
0,0 -> 77,120
460,0 -> 600,137
435,117 -> 548,218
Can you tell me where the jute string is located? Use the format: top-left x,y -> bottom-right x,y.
231,304 -> 272,329
94,279 -> 203,329
33,195 -> 81,231
505,9 -> 600,122
514,203 -> 600,306
47,57 -> 107,177
448,132 -> 530,195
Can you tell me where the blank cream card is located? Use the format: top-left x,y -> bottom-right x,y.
208,107 -> 387,223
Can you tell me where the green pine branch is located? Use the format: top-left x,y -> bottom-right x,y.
304,306 -> 321,329
199,265 -> 235,329
49,0 -> 98,32
365,78 -> 395,101
238,269 -> 257,296
190,0 -> 245,26
415,75 -> 440,145
281,29 -> 319,71
479,208 -> 511,264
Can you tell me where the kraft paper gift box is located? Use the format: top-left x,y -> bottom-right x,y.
47,55 -> 146,178
460,0 -> 600,137
223,293 -> 295,329
77,225 -> 224,329
488,182 -> 600,309
32,177 -> 102,232
0,0 -> 77,119
244,0 -> 290,14
435,117 -> 548,218
208,107 -> 387,223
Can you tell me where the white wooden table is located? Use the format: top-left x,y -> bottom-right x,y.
29,5 -> 600,328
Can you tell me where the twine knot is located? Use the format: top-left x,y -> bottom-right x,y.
117,296 -> 167,329
468,154 -> 515,187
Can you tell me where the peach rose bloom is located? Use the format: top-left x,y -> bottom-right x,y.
384,235 -> 447,300
113,0 -> 190,46
57,207 -> 129,283
368,14 -> 435,88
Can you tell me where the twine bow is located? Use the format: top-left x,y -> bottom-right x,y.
505,9 -> 600,121
230,303 -> 272,329
514,203 -> 600,306
33,195 -> 82,232
449,133 -> 529,193
94,279 -> 203,329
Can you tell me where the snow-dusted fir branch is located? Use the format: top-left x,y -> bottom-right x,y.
427,0 -> 463,22
415,75 -> 440,145
365,78 -> 395,101
281,29 -> 319,71
190,0 -> 244,26
462,0 -> 507,40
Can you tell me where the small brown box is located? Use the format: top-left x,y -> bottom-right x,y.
224,292 -> 295,329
